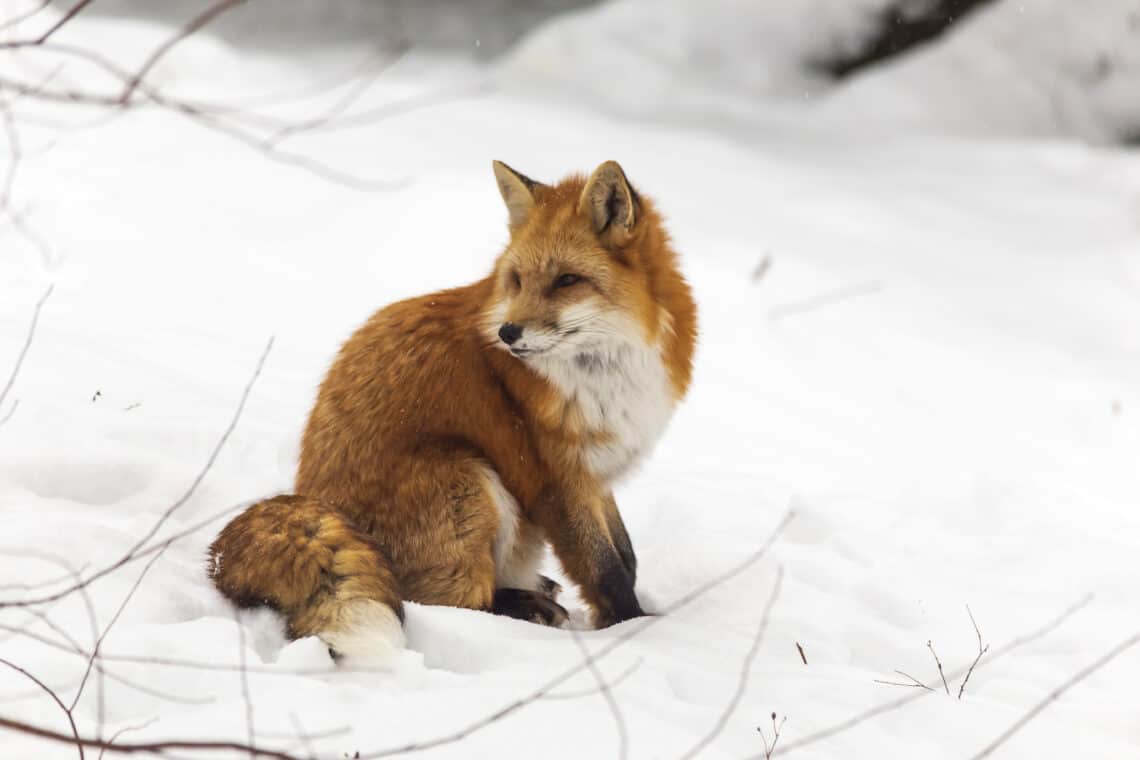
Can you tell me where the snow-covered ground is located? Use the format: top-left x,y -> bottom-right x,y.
2,3 -> 1139,759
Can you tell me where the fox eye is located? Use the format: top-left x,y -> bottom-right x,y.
510,271 -> 521,289
553,273 -> 582,289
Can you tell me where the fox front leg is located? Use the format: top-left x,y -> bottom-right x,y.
535,485 -> 644,628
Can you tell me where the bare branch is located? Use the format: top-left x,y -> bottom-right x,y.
873,670 -> 935,691
98,719 -> 158,760
0,657 -> 83,759
70,550 -> 168,717
0,336 -> 274,609
769,593 -> 1095,757
235,609 -> 257,759
0,512 -> 791,758
0,561 -> 89,592
35,0 -> 95,43
679,565 -> 784,760
0,717 -> 303,759
757,713 -> 786,760
353,511 -> 794,760
0,398 -> 17,426
2,609 -> 212,705
0,283 -> 52,426
926,640 -> 949,695
569,629 -> 627,760
969,629 -> 1140,760
542,658 -> 642,701
767,281 -> 882,321
0,1 -> 52,34
287,714 -> 317,760
118,0 -> 246,103
958,605 -> 988,700
261,43 -> 410,148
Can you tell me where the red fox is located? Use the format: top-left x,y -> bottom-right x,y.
208,160 -> 697,662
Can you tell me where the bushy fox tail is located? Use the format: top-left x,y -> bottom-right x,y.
207,494 -> 405,663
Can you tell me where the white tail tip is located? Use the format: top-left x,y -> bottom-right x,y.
320,599 -> 405,666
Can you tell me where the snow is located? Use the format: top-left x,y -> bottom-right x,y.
2,3 -> 1140,759
507,0 -> 1140,142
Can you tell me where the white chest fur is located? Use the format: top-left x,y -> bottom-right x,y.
535,340 -> 676,482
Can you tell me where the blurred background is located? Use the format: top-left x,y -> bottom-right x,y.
44,0 -> 1140,142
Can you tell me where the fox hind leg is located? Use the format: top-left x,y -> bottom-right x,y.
381,456 -> 565,628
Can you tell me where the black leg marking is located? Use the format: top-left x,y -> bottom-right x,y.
594,549 -> 644,628
607,507 -> 638,584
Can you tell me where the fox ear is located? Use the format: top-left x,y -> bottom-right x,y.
579,160 -> 636,243
492,160 -> 541,230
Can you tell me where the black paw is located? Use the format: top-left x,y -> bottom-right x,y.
492,588 -> 569,628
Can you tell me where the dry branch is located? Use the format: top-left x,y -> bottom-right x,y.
767,594 -> 1095,757
679,565 -> 784,760
0,2 -> 412,190
118,0 -> 247,103
926,640 -> 949,695
351,511 -> 794,760
958,605 -> 988,700
873,670 -> 935,691
969,628 -> 1140,759
0,657 -> 84,759
0,336 -> 274,609
757,712 -> 786,760
570,628 -> 628,760
36,0 -> 95,44
0,283 -> 52,427
0,511 -> 794,758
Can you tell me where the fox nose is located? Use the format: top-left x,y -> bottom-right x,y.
498,322 -> 523,346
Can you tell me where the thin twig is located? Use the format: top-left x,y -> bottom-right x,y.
767,593 -> 1095,757
0,511 -> 792,759
873,670 -> 936,691
767,281 -> 882,321
569,629 -> 628,760
118,0 -> 247,103
0,283 -> 53,423
968,629 -> 1140,759
3,609 -> 212,705
0,657 -> 84,759
35,0 -> 95,43
354,511 -> 794,760
0,398 -> 17,426
70,551 -> 167,715
0,1 -> 52,34
261,42 -> 410,148
543,658 -> 642,701
679,565 -> 785,760
0,336 -> 274,609
287,714 -> 317,760
235,609 -> 257,759
0,69 -> 408,190
0,560 -> 89,592
926,640 -> 949,695
757,713 -> 786,760
0,718 -> 302,760
98,719 -> 158,760
958,605 -> 989,699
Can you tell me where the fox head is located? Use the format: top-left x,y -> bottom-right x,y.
484,160 -> 683,364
